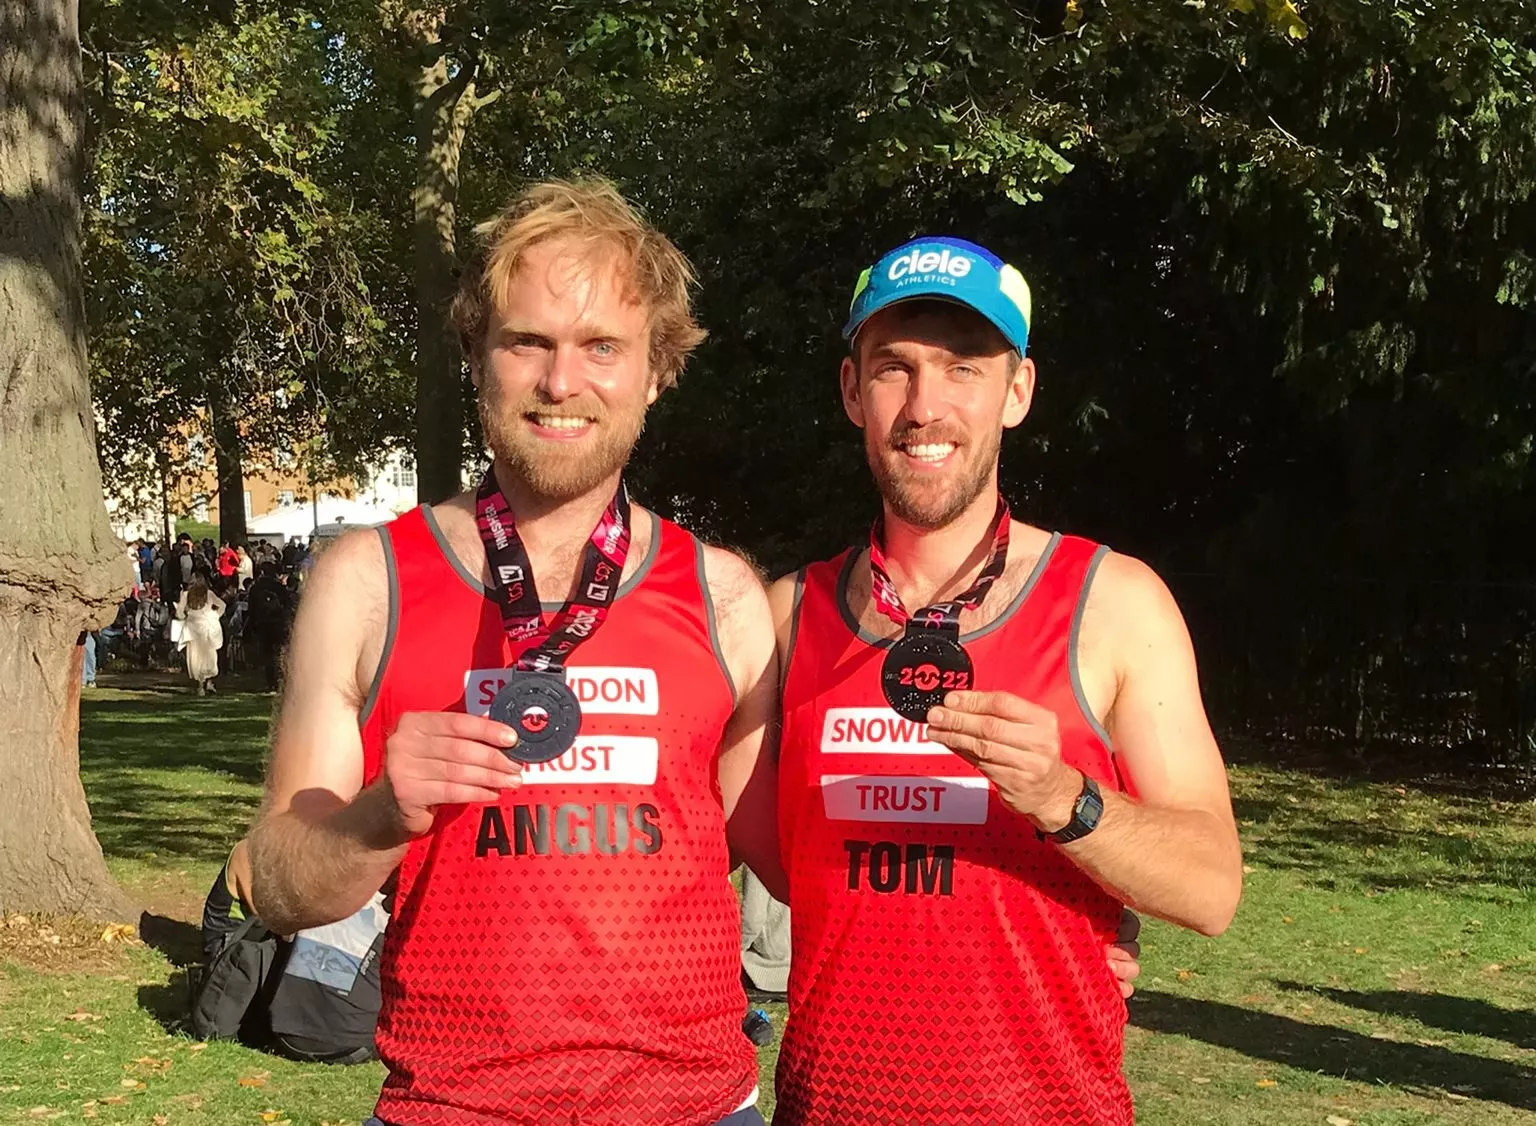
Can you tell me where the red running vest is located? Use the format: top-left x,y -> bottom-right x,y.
776,533 -> 1134,1125
359,506 -> 756,1126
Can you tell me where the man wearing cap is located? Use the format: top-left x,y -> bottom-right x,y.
769,237 -> 1243,1124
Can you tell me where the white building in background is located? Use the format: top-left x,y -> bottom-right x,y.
103,449 -> 434,546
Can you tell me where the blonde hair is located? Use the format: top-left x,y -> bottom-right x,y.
451,178 -> 707,391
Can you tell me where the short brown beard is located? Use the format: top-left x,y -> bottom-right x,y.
478,381 -> 648,503
868,422 -> 1001,531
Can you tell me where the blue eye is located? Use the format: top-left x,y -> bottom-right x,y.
592,341 -> 616,357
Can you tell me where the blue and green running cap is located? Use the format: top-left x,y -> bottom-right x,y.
843,236 -> 1032,355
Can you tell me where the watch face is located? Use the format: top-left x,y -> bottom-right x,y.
1078,787 -> 1105,828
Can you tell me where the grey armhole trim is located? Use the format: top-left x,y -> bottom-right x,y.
695,537 -> 738,707
780,568 -> 807,692
422,503 -> 486,596
423,501 -> 660,608
1070,544 -> 1114,749
358,526 -> 399,730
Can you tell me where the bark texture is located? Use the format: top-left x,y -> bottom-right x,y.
0,0 -> 137,920
411,51 -> 478,505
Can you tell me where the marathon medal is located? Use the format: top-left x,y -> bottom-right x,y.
489,672 -> 581,764
881,631 -> 974,724
475,469 -> 632,765
869,499 -> 1010,724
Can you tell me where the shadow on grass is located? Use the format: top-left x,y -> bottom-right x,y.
138,970 -> 193,1034
1129,991 -> 1536,1110
79,691 -> 273,865
140,912 -> 203,967
1276,982 -> 1536,1051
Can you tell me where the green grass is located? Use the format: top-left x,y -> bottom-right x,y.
1,674 -> 1533,1124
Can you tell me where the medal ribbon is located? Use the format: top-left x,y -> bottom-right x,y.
867,497 -> 1011,636
474,467 -> 632,674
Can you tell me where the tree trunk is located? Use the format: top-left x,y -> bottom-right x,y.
412,53 -> 478,505
0,0 -> 136,921
209,382 -> 247,545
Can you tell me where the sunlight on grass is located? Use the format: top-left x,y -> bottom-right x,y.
0,679 -> 1531,1124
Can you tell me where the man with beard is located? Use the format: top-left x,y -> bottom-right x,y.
245,180 -> 782,1125
769,238 -> 1243,1124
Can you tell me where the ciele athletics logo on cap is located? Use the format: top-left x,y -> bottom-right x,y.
849,240 -> 1033,338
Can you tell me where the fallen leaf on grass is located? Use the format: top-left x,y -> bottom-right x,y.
187,1043 -> 208,1052
1354,947 -> 1369,955
1176,969 -> 1195,982
1191,1077 -> 1210,1084
1446,1093 -> 1470,1102
100,1096 -> 127,1106
1282,916 -> 1294,924
99,924 -> 137,944
1326,1117 -> 1353,1126
238,1073 -> 269,1088
119,1079 -> 145,1090
153,1117 -> 169,1125
63,1010 -> 102,1023
1256,1078 -> 1278,1088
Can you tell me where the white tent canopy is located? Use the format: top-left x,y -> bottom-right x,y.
246,495 -> 396,541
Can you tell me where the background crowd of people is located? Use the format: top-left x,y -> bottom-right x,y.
83,532 -> 316,693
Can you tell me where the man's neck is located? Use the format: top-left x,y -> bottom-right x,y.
490,461 -> 623,599
879,488 -> 1003,611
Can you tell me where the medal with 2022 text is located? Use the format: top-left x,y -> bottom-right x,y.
870,499 -> 1010,723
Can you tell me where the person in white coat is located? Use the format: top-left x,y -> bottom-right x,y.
176,573 -> 225,695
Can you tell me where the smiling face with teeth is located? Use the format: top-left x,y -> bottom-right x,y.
841,300 -> 1035,530
472,237 -> 659,504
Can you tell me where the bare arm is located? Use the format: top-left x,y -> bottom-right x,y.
705,545 -> 788,903
245,528 -> 524,933
925,554 -> 1242,936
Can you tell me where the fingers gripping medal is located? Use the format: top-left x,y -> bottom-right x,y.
475,469 -> 632,765
869,499 -> 1010,724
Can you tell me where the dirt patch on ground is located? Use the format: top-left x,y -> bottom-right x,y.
0,913 -> 143,975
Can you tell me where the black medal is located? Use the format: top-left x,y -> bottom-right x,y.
866,497 -> 1011,725
490,672 -> 582,764
881,631 -> 974,723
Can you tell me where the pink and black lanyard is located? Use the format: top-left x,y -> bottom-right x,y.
867,497 -> 1011,638
473,468 -> 632,674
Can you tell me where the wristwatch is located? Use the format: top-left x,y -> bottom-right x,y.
1040,774 -> 1104,845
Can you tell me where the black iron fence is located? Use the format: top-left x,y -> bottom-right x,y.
1171,572 -> 1536,777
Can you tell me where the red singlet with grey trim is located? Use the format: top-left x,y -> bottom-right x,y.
776,532 -> 1133,1125
359,505 -> 755,1125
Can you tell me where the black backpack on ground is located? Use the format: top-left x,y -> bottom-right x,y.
190,891 -> 384,1065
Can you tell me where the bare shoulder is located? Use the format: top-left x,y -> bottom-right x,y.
700,542 -> 771,628
766,571 -> 801,642
288,526 -> 389,704
1079,549 -> 1195,683
1084,550 -> 1180,619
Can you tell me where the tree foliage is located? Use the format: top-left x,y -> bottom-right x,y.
82,0 -> 1536,762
